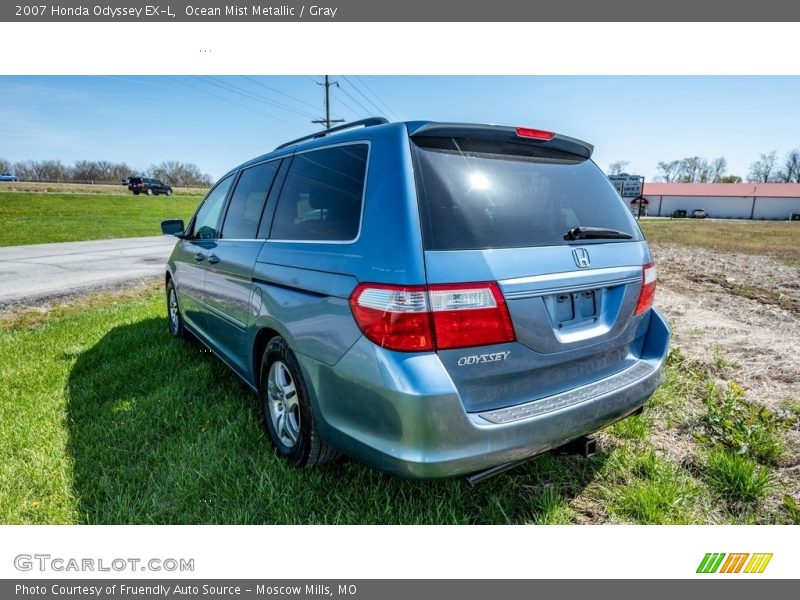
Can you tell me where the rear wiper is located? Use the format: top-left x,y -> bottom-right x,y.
564,226 -> 633,241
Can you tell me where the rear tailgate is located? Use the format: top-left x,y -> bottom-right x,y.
409,123 -> 653,413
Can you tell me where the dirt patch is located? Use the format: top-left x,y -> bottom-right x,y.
653,243 -> 800,409
652,243 -> 800,503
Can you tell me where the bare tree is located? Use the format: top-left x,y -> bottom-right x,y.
710,157 -> 728,182
679,156 -> 711,183
656,160 -> 681,182
149,160 -> 212,187
748,151 -> 778,183
4,157 -> 208,185
777,149 -> 800,183
72,160 -> 103,182
608,160 -> 629,176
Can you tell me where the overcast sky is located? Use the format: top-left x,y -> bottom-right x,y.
1,75 -> 798,181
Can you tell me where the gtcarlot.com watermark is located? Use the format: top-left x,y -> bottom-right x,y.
14,554 -> 195,573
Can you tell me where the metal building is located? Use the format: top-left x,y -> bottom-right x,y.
641,183 -> 800,220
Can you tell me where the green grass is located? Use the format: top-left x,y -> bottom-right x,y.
639,219 -> 800,267
0,290 -> 794,524
783,495 -> 800,524
698,381 -> 787,466
594,448 -> 703,524
704,449 -> 773,506
0,192 -> 200,246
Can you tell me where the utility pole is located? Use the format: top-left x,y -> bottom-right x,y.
312,75 -> 345,130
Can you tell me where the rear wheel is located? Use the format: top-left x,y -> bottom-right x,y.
259,336 -> 338,467
146,188 -> 154,196
165,189 -> 172,197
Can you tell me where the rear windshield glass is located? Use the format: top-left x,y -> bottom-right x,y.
412,137 -> 642,251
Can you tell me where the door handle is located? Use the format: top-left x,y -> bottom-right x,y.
208,255 -> 220,265
194,253 -> 205,262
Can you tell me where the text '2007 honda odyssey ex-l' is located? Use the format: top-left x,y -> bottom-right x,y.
160,118 -> 670,479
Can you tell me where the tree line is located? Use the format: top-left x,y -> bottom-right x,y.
0,157 -> 213,187
609,148 -> 800,184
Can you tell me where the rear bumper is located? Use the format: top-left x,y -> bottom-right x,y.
301,308 -> 671,479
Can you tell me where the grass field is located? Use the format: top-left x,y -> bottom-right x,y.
0,181 -> 209,196
0,192 -> 200,246
1,284 -> 796,525
639,219 -> 800,267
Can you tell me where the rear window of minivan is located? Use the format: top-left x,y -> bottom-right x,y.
412,136 -> 642,251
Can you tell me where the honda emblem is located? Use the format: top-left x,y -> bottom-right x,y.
572,247 -> 591,268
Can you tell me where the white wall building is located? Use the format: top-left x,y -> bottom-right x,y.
638,183 -> 800,220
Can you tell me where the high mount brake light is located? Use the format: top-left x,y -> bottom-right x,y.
515,127 -> 555,141
634,263 -> 657,316
349,282 -> 516,352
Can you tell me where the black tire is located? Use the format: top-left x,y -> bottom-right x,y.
146,188 -> 154,196
133,190 -> 140,195
166,278 -> 186,339
259,336 -> 338,467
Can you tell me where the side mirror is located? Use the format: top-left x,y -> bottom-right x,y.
161,219 -> 185,237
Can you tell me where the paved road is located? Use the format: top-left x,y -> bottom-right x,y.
0,236 -> 176,306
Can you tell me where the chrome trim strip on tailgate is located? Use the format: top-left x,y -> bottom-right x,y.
504,276 -> 642,299
477,361 -> 656,424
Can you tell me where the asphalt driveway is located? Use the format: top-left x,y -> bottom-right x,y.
0,236 -> 176,307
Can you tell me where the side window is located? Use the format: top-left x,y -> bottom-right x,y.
191,174 -> 234,240
221,161 -> 280,240
270,144 -> 368,242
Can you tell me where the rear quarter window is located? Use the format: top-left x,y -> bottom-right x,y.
269,143 -> 368,242
412,137 -> 642,250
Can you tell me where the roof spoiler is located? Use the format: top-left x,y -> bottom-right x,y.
275,117 -> 389,150
406,122 -> 594,159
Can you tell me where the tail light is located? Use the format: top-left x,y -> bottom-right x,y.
349,282 -> 516,352
634,263 -> 657,316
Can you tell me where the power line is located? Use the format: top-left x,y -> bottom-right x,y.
240,76 -> 321,112
169,77 -> 308,131
354,76 -> 407,121
341,75 -> 386,118
201,76 -> 318,119
332,93 -> 366,120
336,85 -> 374,118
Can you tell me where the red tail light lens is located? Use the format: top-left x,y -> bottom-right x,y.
349,284 -> 434,351
515,127 -> 555,140
349,282 -> 516,352
634,263 -> 657,316
428,282 -> 516,350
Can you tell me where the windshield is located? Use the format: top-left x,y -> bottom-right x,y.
412,136 -> 642,251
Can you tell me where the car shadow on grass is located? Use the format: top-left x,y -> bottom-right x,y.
66,317 -> 608,524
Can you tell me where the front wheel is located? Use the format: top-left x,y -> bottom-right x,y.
166,279 -> 186,338
259,337 -> 339,467
146,188 -> 154,196
165,189 -> 172,197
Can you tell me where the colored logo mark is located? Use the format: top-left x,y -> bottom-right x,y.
696,553 -> 773,574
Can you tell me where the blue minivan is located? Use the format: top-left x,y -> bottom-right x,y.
161,118 -> 670,479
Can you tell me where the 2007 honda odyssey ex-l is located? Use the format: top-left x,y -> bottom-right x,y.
160,118 -> 670,479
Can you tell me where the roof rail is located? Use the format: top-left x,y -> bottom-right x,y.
275,117 -> 390,150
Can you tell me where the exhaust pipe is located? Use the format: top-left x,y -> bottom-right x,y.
464,436 -> 598,486
464,457 -> 532,487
